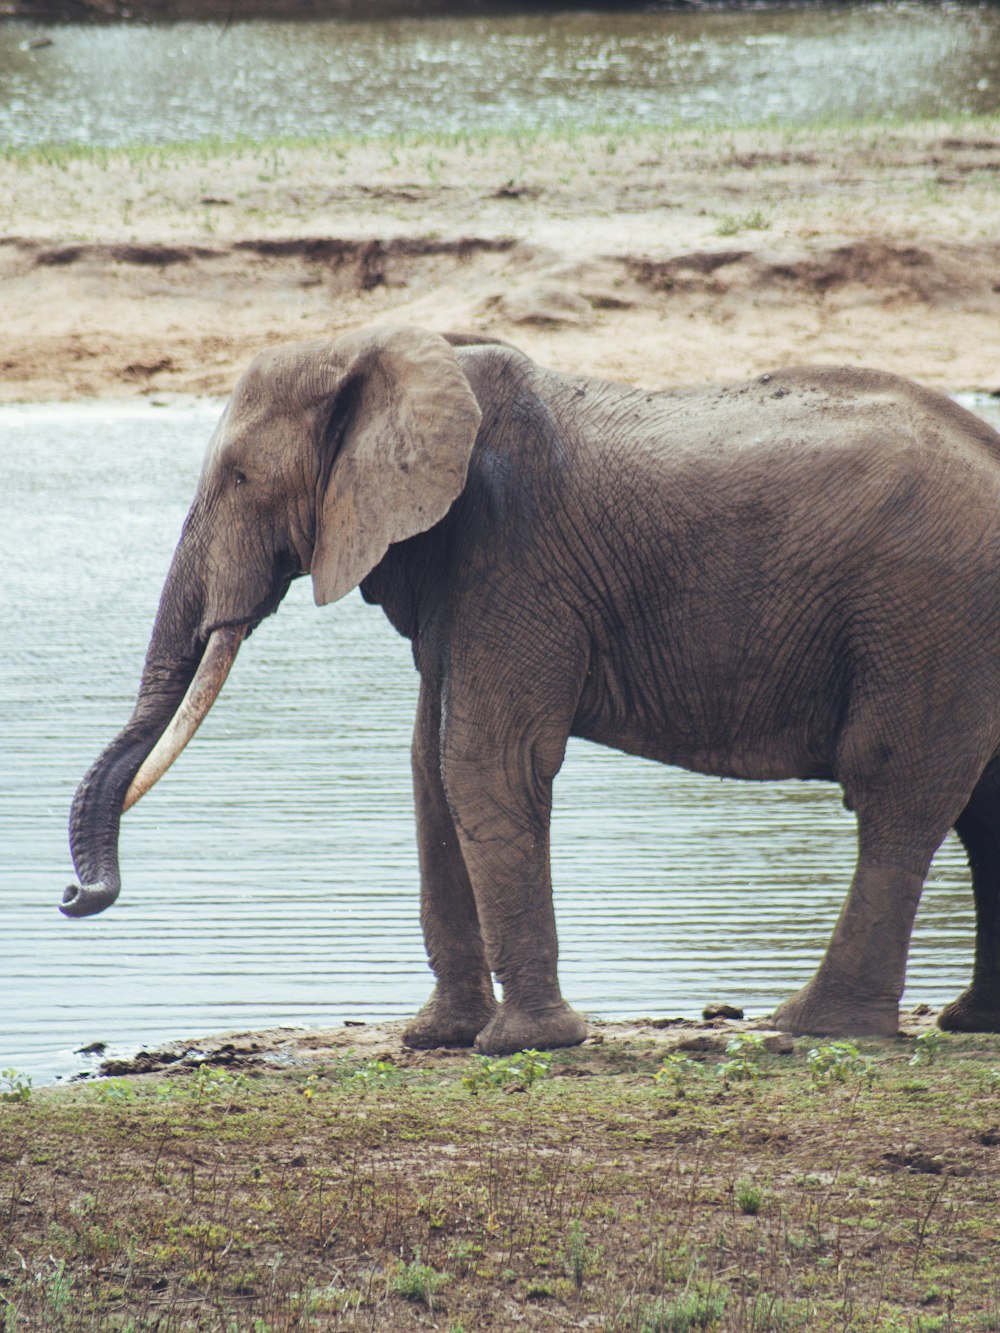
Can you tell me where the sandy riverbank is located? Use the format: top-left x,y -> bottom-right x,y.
4,121 -> 1000,403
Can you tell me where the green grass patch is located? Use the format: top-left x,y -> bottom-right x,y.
4,111 -> 1000,171
0,1031 -> 998,1329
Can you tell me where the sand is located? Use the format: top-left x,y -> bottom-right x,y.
3,122 -> 1000,402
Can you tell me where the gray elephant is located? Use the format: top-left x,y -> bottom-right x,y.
63,325 -> 1000,1052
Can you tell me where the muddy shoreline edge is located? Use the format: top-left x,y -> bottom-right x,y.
82,1007 -> 946,1081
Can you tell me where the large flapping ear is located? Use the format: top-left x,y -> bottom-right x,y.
309,326 -> 483,606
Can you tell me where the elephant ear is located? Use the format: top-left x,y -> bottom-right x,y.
310,325 -> 483,606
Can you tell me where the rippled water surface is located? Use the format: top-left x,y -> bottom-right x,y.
2,5 -> 999,147
3,396 -> 996,1083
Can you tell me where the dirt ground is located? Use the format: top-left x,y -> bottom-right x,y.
6,1016 -> 999,1331
4,121 -> 1000,403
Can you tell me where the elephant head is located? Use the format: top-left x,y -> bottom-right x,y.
62,325 -> 482,919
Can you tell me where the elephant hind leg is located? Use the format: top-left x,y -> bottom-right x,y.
939,761 -> 1000,1033
774,724 -> 987,1038
772,843 -> 927,1038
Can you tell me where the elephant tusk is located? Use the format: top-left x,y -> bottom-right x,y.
123,624 -> 246,811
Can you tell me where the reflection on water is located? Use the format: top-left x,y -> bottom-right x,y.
1,6 -> 998,148
3,395 -> 995,1084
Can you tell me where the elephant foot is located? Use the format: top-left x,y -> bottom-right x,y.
937,988 -> 1000,1033
473,999 -> 587,1056
772,978 -> 899,1038
402,982 -> 498,1049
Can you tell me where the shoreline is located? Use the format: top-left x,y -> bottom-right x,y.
5,120 -> 1000,402
5,0 -> 855,24
77,1007 -> 943,1081
4,0 -> 696,22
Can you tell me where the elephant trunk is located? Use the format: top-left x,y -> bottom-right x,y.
62,621 -> 245,920
63,725 -> 164,918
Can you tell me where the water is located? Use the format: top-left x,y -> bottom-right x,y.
2,6 -> 999,149
2,395 -> 995,1084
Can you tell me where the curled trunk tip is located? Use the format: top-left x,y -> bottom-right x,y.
60,878 -> 120,919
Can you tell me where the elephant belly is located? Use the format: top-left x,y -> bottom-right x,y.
573,717 -> 835,783
571,654 -> 840,783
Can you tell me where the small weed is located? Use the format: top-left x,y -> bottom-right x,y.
526,1280 -> 554,1299
390,1253 -> 450,1308
717,1033 -> 766,1086
461,1048 -> 552,1095
347,1058 -> 401,1089
637,1284 -> 727,1331
734,1177 -> 764,1216
807,1040 -> 877,1087
561,1219 -> 593,1289
93,1077 -> 139,1104
911,1030 -> 947,1066
0,1068 -> 32,1104
184,1064 -> 249,1105
654,1052 -> 702,1093
715,208 -> 770,236
446,1238 -> 481,1275
44,1257 -> 74,1320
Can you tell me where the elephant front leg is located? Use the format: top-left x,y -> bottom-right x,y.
402,682 -> 497,1049
441,736 -> 587,1057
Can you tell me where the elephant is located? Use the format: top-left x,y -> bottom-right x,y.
63,324 -> 1000,1053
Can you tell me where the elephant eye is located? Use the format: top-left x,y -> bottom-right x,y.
233,469 -> 248,489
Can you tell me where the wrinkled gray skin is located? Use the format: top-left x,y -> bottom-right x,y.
64,325 -> 1000,1053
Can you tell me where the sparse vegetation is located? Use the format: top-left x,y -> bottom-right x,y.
911,1028 -> 947,1066
461,1047 -> 552,1095
807,1040 -> 878,1088
0,1069 -> 32,1104
1,1030 -> 998,1329
6,116 -> 1000,402
389,1253 -> 450,1308
715,208 -> 771,236
733,1177 -> 764,1216
654,1052 -> 702,1094
716,1032 -> 767,1086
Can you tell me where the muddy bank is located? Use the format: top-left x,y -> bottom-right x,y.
83,1007 -> 948,1082
5,231 -> 1000,401
4,124 -> 1000,401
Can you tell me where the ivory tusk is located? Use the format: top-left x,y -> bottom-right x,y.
123,624 -> 246,812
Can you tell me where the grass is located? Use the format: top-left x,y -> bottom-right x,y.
5,114 -> 1000,259
3,110 -> 1000,170
1,1030 -> 998,1330
715,208 -> 771,236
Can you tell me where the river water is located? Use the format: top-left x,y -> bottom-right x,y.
3,395 -> 996,1083
2,5 -> 999,148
